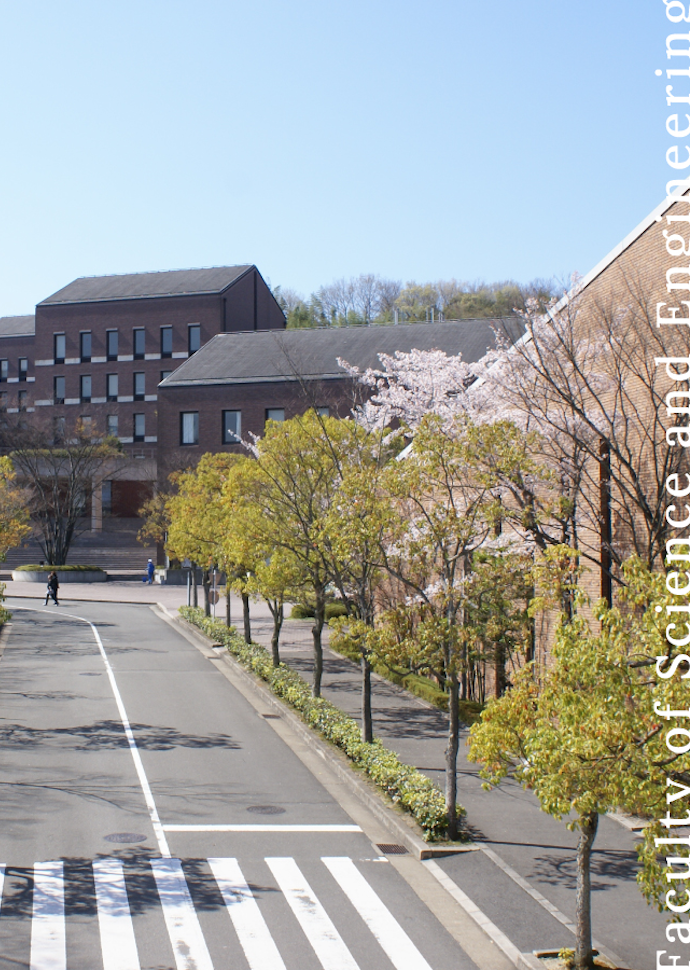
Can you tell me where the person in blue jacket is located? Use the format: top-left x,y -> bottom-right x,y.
146,559 -> 155,584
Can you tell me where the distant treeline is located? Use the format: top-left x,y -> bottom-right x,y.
273,275 -> 557,329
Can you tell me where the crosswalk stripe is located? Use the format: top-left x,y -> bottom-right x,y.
150,859 -> 214,970
265,857 -> 360,970
323,856 -> 434,970
208,857 -> 287,970
93,859 -> 141,970
30,862 -> 66,970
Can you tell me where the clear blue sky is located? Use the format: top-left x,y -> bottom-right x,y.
0,1 -> 666,313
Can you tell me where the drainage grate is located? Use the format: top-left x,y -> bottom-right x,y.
246,805 -> 286,815
104,832 -> 148,844
261,714 -> 281,719
376,843 -> 408,855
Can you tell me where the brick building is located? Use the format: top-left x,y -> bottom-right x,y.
0,265 -> 286,521
156,319 -> 522,472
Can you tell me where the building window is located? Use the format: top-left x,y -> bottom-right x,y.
222,410 -> 242,444
102,480 -> 112,516
54,376 -> 65,404
265,408 -> 285,423
54,334 -> 66,363
106,373 -> 118,402
53,416 -> 65,443
107,330 -> 118,361
80,415 -> 92,437
17,390 -> 27,411
106,415 -> 118,438
0,391 -> 7,411
133,372 -> 145,400
0,360 -> 7,382
133,413 -> 145,441
133,328 -> 145,359
80,374 -> 91,402
180,411 -> 199,445
160,370 -> 172,383
161,326 -> 173,358
316,406 -> 329,417
18,358 -> 27,381
80,332 -> 92,362
188,324 -> 200,355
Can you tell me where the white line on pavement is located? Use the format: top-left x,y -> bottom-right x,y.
93,859 -> 141,970
164,824 -> 361,833
266,857 -> 360,970
322,856 -> 433,970
12,606 -> 171,858
151,859 -> 214,970
422,859 -> 523,967
30,861 -> 66,970
209,857 -> 287,970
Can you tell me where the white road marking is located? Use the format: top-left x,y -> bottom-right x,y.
0,863 -> 5,913
30,862 -> 66,970
208,857 -> 286,970
265,857 -> 360,970
150,858 -> 214,970
93,859 -> 141,970
164,824 -> 361,833
12,606 -> 170,857
322,856 -> 433,970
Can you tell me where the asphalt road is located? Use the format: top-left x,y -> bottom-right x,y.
0,600 -> 491,970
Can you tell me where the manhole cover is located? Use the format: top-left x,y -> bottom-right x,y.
246,805 -> 286,815
104,832 -> 148,844
376,843 -> 408,855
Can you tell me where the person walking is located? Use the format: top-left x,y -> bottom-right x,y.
45,570 -> 59,606
146,559 -> 155,584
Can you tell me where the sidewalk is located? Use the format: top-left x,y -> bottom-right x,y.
4,583 -> 660,967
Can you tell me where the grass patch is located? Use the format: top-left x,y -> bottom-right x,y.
180,606 -> 461,841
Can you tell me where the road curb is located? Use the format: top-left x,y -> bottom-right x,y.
156,607 -> 629,970
164,610 -> 452,859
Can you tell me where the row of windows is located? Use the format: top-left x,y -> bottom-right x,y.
54,371 -> 172,403
0,390 -> 28,410
54,325 -> 201,363
52,414 -> 147,442
177,407 -> 329,445
0,359 -> 28,381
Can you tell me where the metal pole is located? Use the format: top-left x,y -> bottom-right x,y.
187,569 -> 191,607
212,568 -> 217,619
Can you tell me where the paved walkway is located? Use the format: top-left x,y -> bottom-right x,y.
3,581 -> 662,967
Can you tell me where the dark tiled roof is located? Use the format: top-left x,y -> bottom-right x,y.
159,319 -> 522,387
0,315 -> 35,337
39,266 -> 254,306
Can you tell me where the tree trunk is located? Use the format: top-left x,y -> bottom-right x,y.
225,585 -> 231,627
202,570 -> 211,617
191,566 -> 198,607
445,670 -> 460,840
361,653 -> 373,743
242,593 -> 251,644
574,811 -> 598,970
494,641 -> 505,698
312,590 -> 325,697
269,601 -> 283,666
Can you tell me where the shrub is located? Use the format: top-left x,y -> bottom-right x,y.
14,564 -> 105,572
290,601 -> 349,621
180,606 -> 455,840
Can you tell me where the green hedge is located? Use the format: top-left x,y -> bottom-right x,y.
14,564 -> 105,572
180,606 -> 457,841
290,602 -> 348,620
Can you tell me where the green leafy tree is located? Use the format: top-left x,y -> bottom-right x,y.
234,411 -> 351,696
468,554 -> 688,969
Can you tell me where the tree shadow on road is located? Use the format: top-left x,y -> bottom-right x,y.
0,720 -> 241,751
